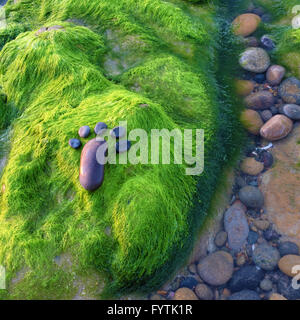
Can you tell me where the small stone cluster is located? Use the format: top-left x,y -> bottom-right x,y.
69,122 -> 131,191
148,5 -> 300,301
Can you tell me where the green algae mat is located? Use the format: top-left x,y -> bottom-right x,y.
0,0 -> 245,299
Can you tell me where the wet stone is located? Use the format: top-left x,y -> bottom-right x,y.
197,251 -> 234,286
260,110 -> 273,122
245,91 -> 274,110
94,122 -> 108,135
215,231 -> 228,247
278,241 -> 299,256
253,243 -> 280,271
69,138 -> 81,149
279,77 -> 300,104
254,73 -> 265,84
179,276 -> 198,289
78,125 -> 91,138
260,35 -> 276,51
239,48 -> 270,73
266,65 -> 286,86
260,278 -> 273,291
238,185 -> 264,209
79,138 -> 106,191
229,265 -> 264,292
282,104 -> 300,120
224,201 -> 249,251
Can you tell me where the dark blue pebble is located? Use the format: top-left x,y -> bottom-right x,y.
180,277 -> 198,289
116,140 -> 131,153
94,122 -> 108,135
248,231 -> 259,245
278,241 -> 299,256
261,35 -> 276,51
69,138 -> 81,149
263,228 -> 280,241
111,126 -> 126,139
254,73 -> 265,84
78,125 -> 91,138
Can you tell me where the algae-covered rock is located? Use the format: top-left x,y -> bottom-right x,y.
0,0 -> 241,298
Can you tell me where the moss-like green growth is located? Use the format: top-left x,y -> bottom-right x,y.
0,0 -> 243,298
255,0 -> 300,77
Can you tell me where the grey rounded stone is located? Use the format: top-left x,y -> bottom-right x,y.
279,77 -> 300,104
228,289 -> 261,300
260,110 -> 273,122
278,241 -> 299,256
239,47 -> 270,73
282,104 -> 300,120
197,251 -> 234,286
224,202 -> 249,251
214,231 -> 228,247
195,283 -> 214,300
253,243 -> 280,270
238,185 -> 264,209
260,278 -> 273,291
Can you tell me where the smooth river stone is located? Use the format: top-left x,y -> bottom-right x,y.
266,65 -> 286,86
235,79 -> 255,96
232,13 -> 261,37
279,77 -> 300,104
260,115 -> 293,141
244,91 -> 274,110
78,125 -> 91,138
69,138 -> 81,149
94,122 -> 108,135
239,47 -> 270,73
224,200 -> 249,251
282,104 -> 300,120
240,109 -> 263,135
79,138 -> 106,191
278,255 -> 300,277
197,251 -> 234,286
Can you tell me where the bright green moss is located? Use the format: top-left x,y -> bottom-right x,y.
0,0 -> 242,298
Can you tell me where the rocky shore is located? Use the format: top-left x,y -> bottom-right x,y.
148,4 -> 300,301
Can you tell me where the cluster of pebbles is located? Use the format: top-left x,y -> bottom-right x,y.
69,122 -> 131,191
148,7 -> 300,301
